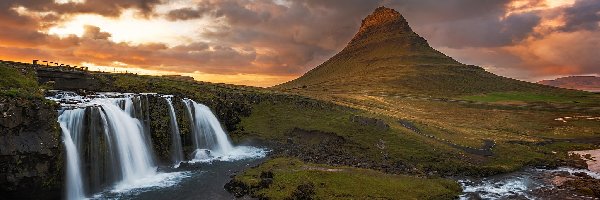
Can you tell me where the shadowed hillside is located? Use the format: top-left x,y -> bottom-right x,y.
539,76 -> 600,92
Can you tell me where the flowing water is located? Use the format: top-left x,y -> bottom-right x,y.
54,92 -> 267,200
164,96 -> 184,167
183,99 -> 236,160
459,167 -> 600,199
59,109 -> 86,200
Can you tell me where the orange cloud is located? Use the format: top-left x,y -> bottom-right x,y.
0,0 -> 599,87
506,30 -> 599,76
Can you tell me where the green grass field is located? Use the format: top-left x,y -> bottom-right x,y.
231,158 -> 461,199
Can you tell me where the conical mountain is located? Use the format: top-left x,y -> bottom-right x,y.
277,7 -> 548,96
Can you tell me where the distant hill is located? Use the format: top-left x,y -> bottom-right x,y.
276,7 -> 554,97
538,76 -> 600,92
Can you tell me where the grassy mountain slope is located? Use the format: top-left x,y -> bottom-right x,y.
276,7 -> 564,97
259,7 -> 600,198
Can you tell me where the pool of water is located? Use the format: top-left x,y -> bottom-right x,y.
91,157 -> 267,200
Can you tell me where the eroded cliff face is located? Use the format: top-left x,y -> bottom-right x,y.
0,97 -> 63,199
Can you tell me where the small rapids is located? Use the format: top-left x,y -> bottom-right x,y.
459,167 -> 600,199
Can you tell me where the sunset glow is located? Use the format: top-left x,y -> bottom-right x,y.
1,0 -> 598,86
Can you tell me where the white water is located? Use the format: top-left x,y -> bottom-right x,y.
58,109 -> 86,200
165,97 -> 184,167
189,146 -> 268,163
459,177 -> 535,199
97,99 -> 157,185
183,99 -> 233,155
460,167 -> 600,199
58,96 -> 159,199
544,167 -> 600,179
57,93 -> 267,199
183,99 -> 268,162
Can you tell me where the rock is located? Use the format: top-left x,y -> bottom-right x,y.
573,172 -> 592,179
0,97 -> 62,199
289,183 -> 316,200
224,179 -> 250,198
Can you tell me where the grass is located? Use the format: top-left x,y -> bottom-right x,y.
236,99 -> 596,177
461,91 -> 600,105
232,157 -> 461,199
3,60 -> 596,197
237,100 -> 470,173
0,63 -> 43,99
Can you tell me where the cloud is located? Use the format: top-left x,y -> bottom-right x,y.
165,7 -> 208,21
0,0 -> 599,86
4,0 -> 162,17
82,25 -> 111,40
561,0 -> 600,31
507,30 -> 600,76
415,11 -> 541,48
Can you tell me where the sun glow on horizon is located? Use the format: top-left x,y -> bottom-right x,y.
79,62 -> 296,87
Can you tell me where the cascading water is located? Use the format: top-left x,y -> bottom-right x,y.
98,99 -> 157,186
53,91 -> 266,199
164,96 -> 184,167
119,95 -> 154,154
58,109 -> 86,200
57,95 -> 158,199
183,99 -> 234,159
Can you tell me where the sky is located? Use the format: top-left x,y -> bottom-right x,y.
0,0 -> 598,87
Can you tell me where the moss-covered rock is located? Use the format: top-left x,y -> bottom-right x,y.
0,61 -> 62,199
0,97 -> 62,199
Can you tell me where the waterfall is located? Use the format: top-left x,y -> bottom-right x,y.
165,97 -> 184,167
183,99 -> 233,157
59,96 -> 158,199
56,92 -> 266,199
97,99 -> 156,185
59,109 -> 86,200
118,95 -> 153,151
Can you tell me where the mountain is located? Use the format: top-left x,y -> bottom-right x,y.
538,76 -> 600,92
276,7 -> 550,97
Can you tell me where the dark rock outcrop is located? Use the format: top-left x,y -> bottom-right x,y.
36,68 -> 101,91
274,128 -> 409,174
0,98 -> 62,199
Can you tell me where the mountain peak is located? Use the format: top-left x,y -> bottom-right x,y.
277,6 -> 468,92
351,7 -> 413,44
